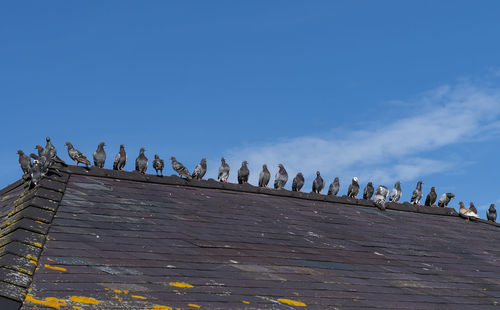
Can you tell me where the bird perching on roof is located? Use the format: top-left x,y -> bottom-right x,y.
292,172 -> 304,192
312,171 -> 324,194
438,193 -> 455,208
347,177 -> 360,198
192,158 -> 207,180
487,204 -> 497,222
328,177 -> 340,196
373,185 -> 389,211
153,154 -> 165,177
17,150 -> 31,175
363,182 -> 374,200
258,164 -> 271,188
274,164 -> 288,190
65,142 -> 91,167
218,157 -> 230,182
469,202 -> 477,214
237,161 -> 250,184
410,180 -> 424,205
135,148 -> 148,174
425,187 -> 437,207
459,201 -> 479,220
93,142 -> 106,168
30,159 -> 42,188
113,144 -> 127,171
170,156 -> 191,179
389,181 -> 402,203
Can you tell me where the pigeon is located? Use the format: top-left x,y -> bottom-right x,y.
192,158 -> 207,180
135,148 -> 148,174
274,164 -> 288,190
237,161 -> 250,184
292,172 -> 304,192
438,193 -> 455,208
30,159 -> 42,188
34,145 -> 50,174
17,150 -> 32,175
424,187 -> 437,207
93,142 -> 106,168
258,164 -> 271,188
328,177 -> 340,196
487,204 -> 497,222
373,185 -> 389,210
459,201 -> 479,220
312,171 -> 324,194
410,180 -> 424,205
363,182 -> 374,200
113,144 -> 127,170
152,154 -> 164,176
469,202 -> 477,214
44,137 -> 57,160
65,142 -> 91,167
218,157 -> 230,182
389,181 -> 402,203
170,156 -> 191,179
347,177 -> 360,198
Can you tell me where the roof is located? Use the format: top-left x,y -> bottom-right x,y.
1,165 -> 500,310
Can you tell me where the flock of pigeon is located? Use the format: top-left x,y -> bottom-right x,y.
16,138 -> 498,223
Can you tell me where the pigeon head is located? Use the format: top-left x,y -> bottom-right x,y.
459,201 -> 465,208
263,164 -> 267,169
17,150 -> 24,155
334,177 -> 339,182
170,156 -> 176,161
64,142 -> 73,148
242,160 -> 248,167
447,193 -> 455,199
46,137 -> 51,142
395,181 -> 401,187
35,145 -> 43,151
221,157 -> 226,164
201,158 -> 207,164
316,171 -> 321,176
98,142 -> 106,147
139,147 -> 146,154
120,144 -> 125,150
431,186 -> 436,192
352,177 -> 358,183
297,172 -> 303,177
154,154 -> 160,159
489,204 -> 496,210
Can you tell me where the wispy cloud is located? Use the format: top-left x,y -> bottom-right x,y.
209,83 -> 500,190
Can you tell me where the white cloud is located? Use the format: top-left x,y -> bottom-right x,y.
209,83 -> 500,190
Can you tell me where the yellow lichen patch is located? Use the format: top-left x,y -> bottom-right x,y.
47,258 -> 54,261
391,280 -> 432,289
277,298 -> 306,307
112,296 -> 123,302
293,292 -> 299,296
69,296 -> 101,304
132,295 -> 147,299
25,295 -> 67,309
33,242 -> 43,248
44,264 -> 67,272
144,306 -> 173,310
188,304 -> 201,308
72,307 -> 82,309
242,301 -> 250,304
26,254 -> 38,262
169,282 -> 194,288
29,260 -> 37,265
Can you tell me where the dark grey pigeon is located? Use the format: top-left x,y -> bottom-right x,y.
389,181 -> 402,203
93,142 -> 106,168
410,180 -> 424,205
135,148 -> 148,174
237,161 -> 250,184
218,157 -> 230,182
152,154 -> 164,176
312,171 -> 324,194
171,156 -> 191,179
192,158 -> 207,180
438,193 -> 455,208
469,202 -> 477,214
274,164 -> 288,190
328,177 -> 340,196
258,164 -> 271,188
425,187 -> 437,206
292,172 -> 304,192
65,142 -> 91,167
17,150 -> 31,175
373,185 -> 389,210
113,144 -> 127,170
43,137 -> 65,167
347,177 -> 360,198
30,159 -> 42,188
34,145 -> 50,174
487,204 -> 497,222
363,182 -> 374,200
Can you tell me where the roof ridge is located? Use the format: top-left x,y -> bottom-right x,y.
0,170 -> 70,307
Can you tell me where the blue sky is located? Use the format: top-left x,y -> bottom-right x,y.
2,1 -> 500,218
